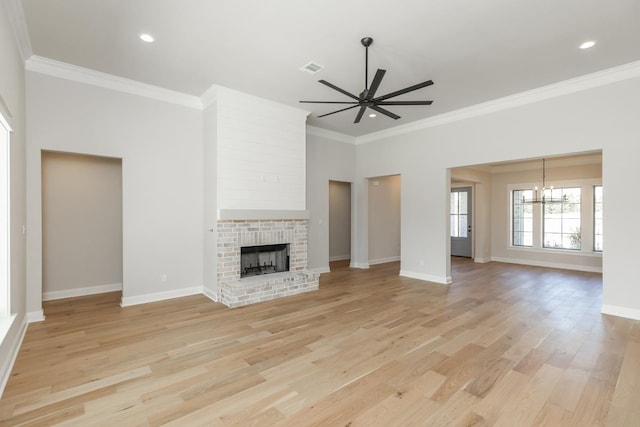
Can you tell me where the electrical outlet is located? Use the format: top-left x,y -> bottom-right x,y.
161,274 -> 167,282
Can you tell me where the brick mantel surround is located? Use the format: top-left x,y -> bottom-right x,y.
216,218 -> 318,307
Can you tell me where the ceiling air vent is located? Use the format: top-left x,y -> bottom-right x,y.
300,62 -> 324,74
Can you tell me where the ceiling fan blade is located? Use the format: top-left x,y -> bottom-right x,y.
317,105 -> 359,118
373,80 -> 434,102
366,69 -> 386,100
354,106 -> 367,123
299,101 -> 359,104
376,100 -> 433,106
369,105 -> 400,120
319,80 -> 361,101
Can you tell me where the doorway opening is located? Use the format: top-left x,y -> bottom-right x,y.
41,151 -> 123,303
329,180 -> 352,268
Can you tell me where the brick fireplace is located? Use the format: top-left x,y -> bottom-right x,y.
216,218 -> 318,308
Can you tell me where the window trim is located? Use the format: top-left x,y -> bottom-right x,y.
0,110 -> 11,319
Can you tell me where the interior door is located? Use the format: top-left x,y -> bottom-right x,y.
451,187 -> 472,257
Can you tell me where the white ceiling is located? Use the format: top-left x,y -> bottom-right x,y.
20,0 -> 640,137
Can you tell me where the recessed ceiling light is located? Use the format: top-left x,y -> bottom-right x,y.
139,33 -> 155,43
579,40 -> 596,49
369,113 -> 376,118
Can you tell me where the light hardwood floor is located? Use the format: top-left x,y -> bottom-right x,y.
1,259 -> 639,426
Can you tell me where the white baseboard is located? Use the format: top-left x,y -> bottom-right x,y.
491,256 -> 602,273
601,304 -> 640,321
473,257 -> 491,264
368,256 -> 401,266
400,270 -> 452,284
27,310 -> 45,323
350,262 -> 369,269
309,266 -> 331,275
0,314 -> 28,399
329,255 -> 350,262
43,283 -> 122,301
121,286 -> 203,307
202,286 -> 218,303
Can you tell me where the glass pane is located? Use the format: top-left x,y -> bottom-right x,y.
595,235 -> 603,251
450,215 -> 458,237
459,215 -> 467,237
544,233 -> 562,249
459,193 -> 467,214
564,187 -> 581,203
512,189 -> 533,247
595,219 -> 603,235
450,193 -> 458,214
594,186 -> 603,202
545,218 -> 562,233
563,233 -> 581,250
564,218 -> 581,233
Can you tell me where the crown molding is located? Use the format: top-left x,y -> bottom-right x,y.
25,56 -> 203,109
214,85 -> 310,119
3,0 -> 33,62
200,84 -> 219,109
0,94 -> 13,131
489,153 -> 602,174
356,60 -> 640,145
306,125 -> 356,144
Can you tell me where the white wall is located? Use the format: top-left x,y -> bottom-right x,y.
306,131 -> 355,272
353,73 -> 640,317
0,1 -> 28,398
41,151 -> 123,298
202,103 -> 218,299
26,71 -> 204,309
216,87 -> 308,211
328,180 -> 351,261
368,175 -> 401,264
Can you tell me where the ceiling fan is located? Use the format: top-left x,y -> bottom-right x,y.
300,37 -> 434,123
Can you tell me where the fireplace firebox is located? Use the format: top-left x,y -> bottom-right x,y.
240,243 -> 290,278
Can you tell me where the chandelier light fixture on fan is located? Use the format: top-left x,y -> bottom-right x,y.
521,159 -> 567,204
299,37 -> 434,123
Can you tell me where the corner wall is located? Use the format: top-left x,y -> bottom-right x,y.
26,71 -> 204,310
306,131 -> 355,272
0,0 -> 28,398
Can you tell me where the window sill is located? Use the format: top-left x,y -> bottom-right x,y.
508,246 -> 602,258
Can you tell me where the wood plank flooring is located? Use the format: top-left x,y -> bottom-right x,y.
1,258 -> 639,426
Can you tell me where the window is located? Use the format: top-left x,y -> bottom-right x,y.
594,185 -> 603,251
450,190 -> 468,238
0,112 -> 9,318
543,187 -> 581,250
512,189 -> 533,246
